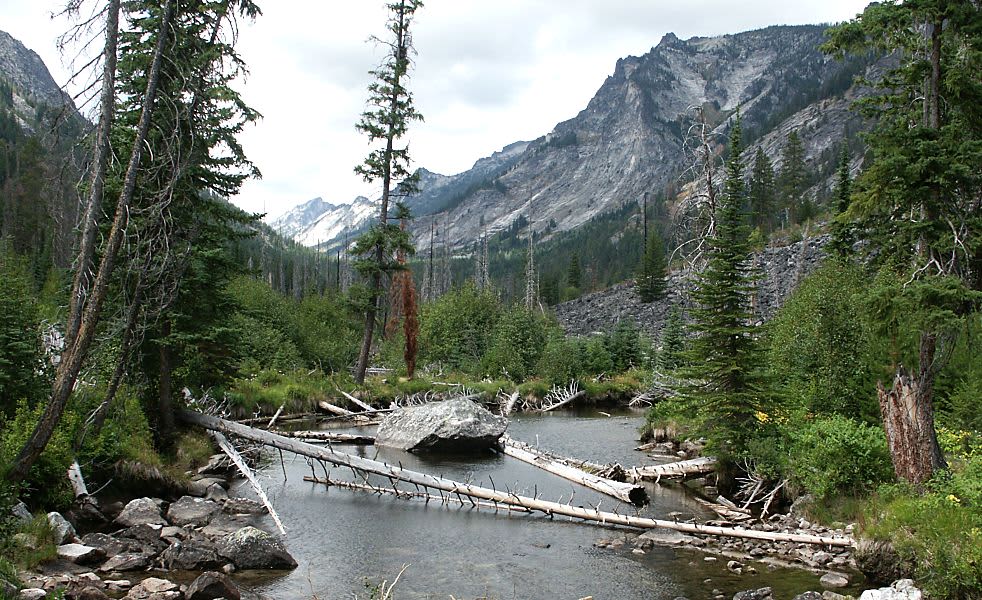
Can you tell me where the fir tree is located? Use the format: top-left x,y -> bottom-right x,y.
748,147 -> 775,232
827,146 -> 854,257
778,129 -> 807,225
567,252 -> 581,289
681,116 -> 765,460
657,305 -> 685,371
636,229 -> 668,303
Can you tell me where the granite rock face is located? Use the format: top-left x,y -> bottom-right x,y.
375,398 -> 508,452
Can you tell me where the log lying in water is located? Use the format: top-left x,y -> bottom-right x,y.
500,436 -> 648,506
303,476 -> 534,514
210,430 -> 286,534
339,390 -> 377,413
628,457 -> 717,482
178,410 -> 852,547
280,430 -> 376,445
237,412 -> 316,426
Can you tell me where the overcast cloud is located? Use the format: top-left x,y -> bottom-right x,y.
1,1 -> 870,220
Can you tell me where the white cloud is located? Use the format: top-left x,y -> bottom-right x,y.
0,0 -> 871,220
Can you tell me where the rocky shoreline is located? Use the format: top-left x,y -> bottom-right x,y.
9,456 -> 296,600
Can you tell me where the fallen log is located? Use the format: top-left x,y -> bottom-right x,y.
178,410 -> 852,547
500,392 -> 520,417
339,390 -> 376,413
266,404 -> 285,429
303,476 -> 534,514
237,412 -> 315,426
541,390 -> 585,413
209,430 -> 286,534
280,431 -> 375,445
501,436 -> 647,506
628,457 -> 717,482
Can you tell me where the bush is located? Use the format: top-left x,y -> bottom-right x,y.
419,283 -> 500,372
581,336 -> 614,375
481,306 -> 548,381
0,247 -> 46,418
862,456 -> 982,598
788,415 -> 894,500
537,335 -> 584,385
606,319 -> 645,372
0,400 -> 76,509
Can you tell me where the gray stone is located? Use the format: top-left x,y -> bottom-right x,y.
105,580 -> 133,593
638,528 -> 696,546
216,526 -> 297,570
160,541 -> 223,571
70,586 -> 110,600
376,398 -> 507,452
114,498 -> 166,528
80,533 -> 141,558
186,571 -> 240,600
18,589 -> 47,600
792,593 -> 823,600
166,496 -> 219,527
47,512 -> 76,544
56,543 -> 106,565
859,579 -> 922,600
221,498 -> 266,516
733,588 -> 773,600
124,577 -> 179,600
98,553 -> 151,573
11,501 -> 32,524
820,573 -> 850,589
204,485 -> 227,503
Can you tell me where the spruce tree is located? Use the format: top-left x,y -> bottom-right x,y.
657,305 -> 685,371
567,253 -> 582,290
778,129 -> 807,225
682,116 -> 764,460
636,229 -> 668,303
748,147 -> 775,232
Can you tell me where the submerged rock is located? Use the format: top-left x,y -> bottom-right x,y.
216,526 -> 297,570
186,571 -> 240,600
375,398 -> 507,452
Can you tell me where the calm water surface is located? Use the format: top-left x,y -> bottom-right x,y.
232,407 -> 836,599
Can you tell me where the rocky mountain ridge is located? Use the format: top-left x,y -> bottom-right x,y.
0,30 -> 76,127
277,24 -> 871,253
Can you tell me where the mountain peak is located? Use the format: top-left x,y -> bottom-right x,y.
0,30 -> 73,109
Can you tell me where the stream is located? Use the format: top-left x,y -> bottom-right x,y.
232,407 -> 834,599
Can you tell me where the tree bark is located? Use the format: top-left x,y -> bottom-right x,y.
6,1 -> 175,485
877,366 -> 947,486
66,0 -> 120,344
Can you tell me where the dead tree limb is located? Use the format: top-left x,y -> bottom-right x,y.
210,430 -> 285,534
628,457 -> 717,483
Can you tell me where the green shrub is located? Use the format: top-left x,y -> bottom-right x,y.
606,319 -> 645,372
419,283 -> 500,372
581,335 -> 614,375
789,415 -> 894,500
0,400 -> 76,509
482,306 -> 548,381
0,247 -> 46,418
536,335 -> 584,385
862,457 -> 982,599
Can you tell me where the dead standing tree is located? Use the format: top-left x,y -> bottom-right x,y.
671,105 -> 724,270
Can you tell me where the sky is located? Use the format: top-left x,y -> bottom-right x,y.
1,1 -> 871,221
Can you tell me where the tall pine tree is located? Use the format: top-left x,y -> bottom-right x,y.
636,229 -> 668,303
778,129 -> 807,225
827,146 -> 854,258
748,147 -> 775,233
681,116 -> 765,462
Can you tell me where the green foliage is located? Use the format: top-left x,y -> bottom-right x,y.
537,334 -> 585,385
566,253 -> 582,290
606,319 -> 646,372
767,260 -> 880,421
636,230 -> 668,303
482,306 -> 549,381
749,147 -> 776,232
788,415 -> 894,500
657,305 -> 686,371
827,145 -> 855,257
0,400 -> 76,509
0,513 -> 58,572
581,335 -> 614,376
862,455 -> 982,599
778,129 -> 811,224
227,369 -> 338,417
0,246 -> 45,417
419,283 -> 500,372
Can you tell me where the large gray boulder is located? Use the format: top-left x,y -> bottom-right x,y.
186,571 -> 240,600
166,496 -> 219,527
375,398 -> 507,452
216,526 -> 297,570
160,541 -> 224,571
47,511 -> 76,544
114,498 -> 166,528
860,580 -> 923,600
56,543 -> 106,565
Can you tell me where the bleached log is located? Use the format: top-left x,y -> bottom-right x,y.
178,411 -> 852,547
209,430 -> 286,534
237,412 -> 314,426
318,400 -> 354,416
339,390 -> 376,413
266,404 -> 285,429
281,431 -> 375,445
500,392 -> 520,416
501,436 -> 647,506
628,457 -> 717,482
541,390 -> 585,413
303,476 -> 534,514
67,460 -> 89,498
695,497 -> 753,522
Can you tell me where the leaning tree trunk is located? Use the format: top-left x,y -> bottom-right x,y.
877,362 -> 946,486
5,1 -> 175,485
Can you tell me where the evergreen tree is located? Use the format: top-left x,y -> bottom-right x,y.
681,117 -> 765,460
825,0 -> 982,484
748,147 -> 775,232
352,0 -> 423,384
657,305 -> 685,371
636,229 -> 668,303
778,129 -> 807,225
827,146 -> 854,257
566,252 -> 581,290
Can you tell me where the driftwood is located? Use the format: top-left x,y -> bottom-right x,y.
695,497 -> 753,522
265,404 -> 285,429
500,391 -> 520,417
628,457 -> 717,482
178,410 -> 852,547
501,436 -> 647,506
237,412 -> 315,426
303,476 -> 534,514
280,431 -> 375,445
209,430 -> 286,534
540,383 -> 584,413
67,460 -> 89,498
339,390 -> 376,413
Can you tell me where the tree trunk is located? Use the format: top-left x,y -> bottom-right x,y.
877,363 -> 946,486
158,317 -> 175,446
5,1 -> 175,485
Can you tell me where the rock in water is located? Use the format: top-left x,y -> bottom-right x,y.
375,398 -> 507,452
166,496 -> 219,527
186,571 -> 240,600
859,579 -> 923,600
217,526 -> 297,570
